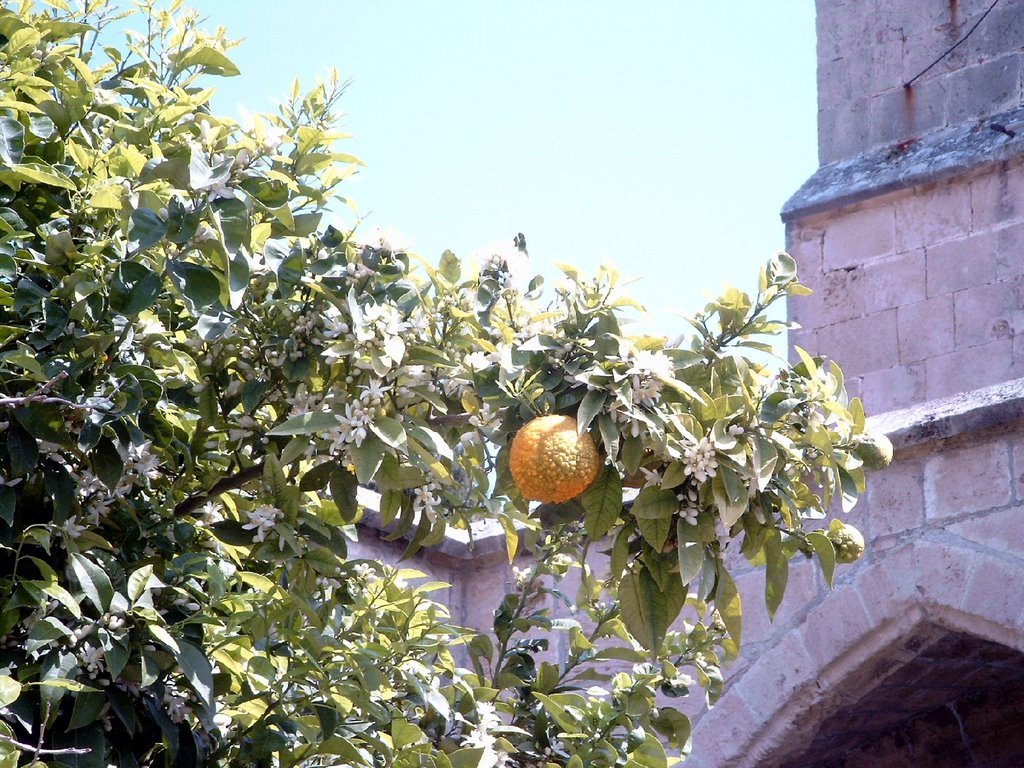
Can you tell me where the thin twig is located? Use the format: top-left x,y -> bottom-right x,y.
0,373 -> 91,411
904,0 -> 1001,87
0,731 -> 90,757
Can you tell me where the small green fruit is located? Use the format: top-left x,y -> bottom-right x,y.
827,521 -> 865,564
853,431 -> 893,470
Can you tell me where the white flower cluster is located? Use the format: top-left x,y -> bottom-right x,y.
242,503 -> 282,543
677,486 -> 700,526
629,349 -> 675,407
463,702 -> 510,768
412,481 -> 443,523
682,436 -> 718,483
163,689 -> 193,724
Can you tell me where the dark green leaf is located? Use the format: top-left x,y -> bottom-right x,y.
676,523 -> 704,587
174,640 -> 213,708
14,402 -> 67,443
764,528 -> 789,620
6,422 -> 37,476
581,465 -> 622,539
619,568 -> 669,651
330,466 -> 358,523
168,259 -> 221,312
128,208 -> 166,249
0,116 -> 25,165
109,261 -> 161,316
69,553 -> 114,613
807,530 -> 836,588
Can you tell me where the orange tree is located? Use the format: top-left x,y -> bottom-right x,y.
0,2 -> 889,766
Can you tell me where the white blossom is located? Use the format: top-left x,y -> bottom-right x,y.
682,436 -> 718,483
242,503 -> 282,543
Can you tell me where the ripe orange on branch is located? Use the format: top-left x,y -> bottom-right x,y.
509,414 -> 601,503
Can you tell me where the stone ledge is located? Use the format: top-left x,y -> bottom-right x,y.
782,105 -> 1024,222
868,377 -> 1024,450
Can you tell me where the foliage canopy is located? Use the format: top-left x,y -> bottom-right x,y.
0,3 -> 881,767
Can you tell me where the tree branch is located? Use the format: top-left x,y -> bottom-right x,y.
173,462 -> 264,517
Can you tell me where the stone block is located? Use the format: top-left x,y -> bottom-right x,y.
859,362 -> 927,412
948,504 -> 1024,561
689,691 -> 759,767
853,546 -> 920,625
926,232 -> 997,298
963,555 -> 1024,628
868,79 -> 946,149
737,560 -> 820,648
945,53 -> 1023,125
996,220 -> 1024,279
816,309 -> 900,376
897,294 -> 955,363
800,585 -> 874,670
895,183 -> 972,253
913,541 -> 975,613
968,160 -> 1024,231
953,277 -> 1024,349
923,440 -> 1012,519
822,203 -> 896,271
868,459 -> 926,539
925,338 -> 1016,400
818,98 -> 872,165
785,223 -> 825,274
733,631 -> 815,722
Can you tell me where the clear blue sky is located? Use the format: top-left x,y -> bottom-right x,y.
190,2 -> 818,337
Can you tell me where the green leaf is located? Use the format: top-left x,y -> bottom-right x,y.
6,423 -> 37,476
0,487 -> 13,526
174,640 -> 213,708
349,436 -> 386,484
370,416 -> 406,449
330,465 -> 359,523
177,44 -> 240,77
577,389 -> 606,433
267,411 -> 340,436
764,528 -> 789,620
807,530 -> 836,588
715,564 -> 742,658
91,438 -> 123,489
14,402 -> 68,443
68,689 -> 105,730
167,259 -> 221,312
676,523 -> 704,587
69,553 -> 114,613
581,465 -> 622,539
631,486 -> 676,519
0,162 -> 76,190
128,208 -> 167,249
618,568 -> 669,651
448,748 -> 486,768
629,732 -> 668,768
636,513 -> 672,551
652,708 -> 691,751
109,261 -> 161,316
0,676 -> 21,708
0,116 -> 25,165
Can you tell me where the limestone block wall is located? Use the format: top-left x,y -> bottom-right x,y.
787,157 -> 1024,414
817,0 -> 1024,163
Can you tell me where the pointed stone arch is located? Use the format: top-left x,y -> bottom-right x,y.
686,538 -> 1024,767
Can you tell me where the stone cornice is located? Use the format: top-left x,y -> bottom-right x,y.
782,105 -> 1024,223
867,377 -> 1024,450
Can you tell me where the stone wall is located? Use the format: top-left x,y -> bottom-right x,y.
818,0 -> 1024,163
685,0 -> 1024,765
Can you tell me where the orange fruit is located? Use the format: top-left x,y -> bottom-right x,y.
509,414 -> 600,503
